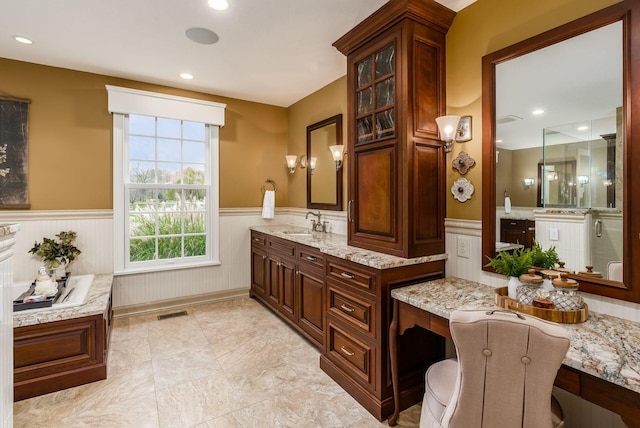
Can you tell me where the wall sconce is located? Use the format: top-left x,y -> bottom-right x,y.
523,178 -> 535,188
435,115 -> 472,153
285,155 -> 307,174
309,156 -> 317,175
329,145 -> 346,171
435,115 -> 460,152
577,175 -> 589,185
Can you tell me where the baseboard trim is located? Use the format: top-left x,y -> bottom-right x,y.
113,287 -> 250,318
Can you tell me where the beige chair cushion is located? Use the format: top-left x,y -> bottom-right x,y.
420,310 -> 570,428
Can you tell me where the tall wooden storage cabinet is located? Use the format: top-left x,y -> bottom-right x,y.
334,0 -> 455,258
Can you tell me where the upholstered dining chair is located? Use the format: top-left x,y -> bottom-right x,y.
420,309 -> 570,428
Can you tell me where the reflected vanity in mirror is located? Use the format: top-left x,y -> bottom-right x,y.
482,1 -> 640,303
307,114 -> 343,211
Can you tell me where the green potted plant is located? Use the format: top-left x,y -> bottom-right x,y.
530,241 -> 560,269
485,247 -> 533,298
29,231 -> 81,278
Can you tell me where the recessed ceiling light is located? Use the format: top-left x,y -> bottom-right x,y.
532,109 -> 545,115
13,35 -> 33,44
180,73 -> 194,80
185,27 -> 219,45
207,0 -> 229,10
577,125 -> 589,131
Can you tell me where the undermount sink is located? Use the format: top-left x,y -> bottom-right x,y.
282,230 -> 313,237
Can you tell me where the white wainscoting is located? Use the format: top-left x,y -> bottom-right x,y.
0,227 -> 17,428
445,218 -> 632,428
534,211 -> 591,273
0,208 -> 347,314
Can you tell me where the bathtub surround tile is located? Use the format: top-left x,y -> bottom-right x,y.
14,296 -> 420,427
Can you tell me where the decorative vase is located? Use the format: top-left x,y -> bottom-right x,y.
508,276 -> 522,299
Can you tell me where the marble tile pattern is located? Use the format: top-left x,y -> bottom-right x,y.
13,274 -> 113,328
250,225 -> 447,269
14,297 -> 422,428
391,277 -> 640,395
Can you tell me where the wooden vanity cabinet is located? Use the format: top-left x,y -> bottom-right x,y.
334,0 -> 455,259
13,292 -> 113,401
320,255 -> 446,421
250,231 -> 325,349
500,218 -> 535,249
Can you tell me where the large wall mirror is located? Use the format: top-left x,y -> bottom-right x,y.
307,114 -> 343,211
482,1 -> 640,303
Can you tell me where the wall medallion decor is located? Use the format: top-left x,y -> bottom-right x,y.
451,178 -> 474,202
0,97 -> 30,209
452,151 -> 475,175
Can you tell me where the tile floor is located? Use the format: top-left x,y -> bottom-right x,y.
13,297 -> 422,428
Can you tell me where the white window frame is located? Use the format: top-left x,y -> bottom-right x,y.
107,85 -> 225,275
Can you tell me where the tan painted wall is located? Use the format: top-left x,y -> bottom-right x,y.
287,77 -> 348,209
445,0 -> 620,220
0,58 -> 288,210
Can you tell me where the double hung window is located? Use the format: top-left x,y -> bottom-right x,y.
107,86 -> 225,274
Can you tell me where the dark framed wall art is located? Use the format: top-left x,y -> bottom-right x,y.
0,97 -> 30,209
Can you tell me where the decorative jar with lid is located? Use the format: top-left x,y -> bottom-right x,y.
516,269 -> 544,306
550,273 -> 584,311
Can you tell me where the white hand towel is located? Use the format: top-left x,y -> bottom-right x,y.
262,190 -> 275,219
504,196 -> 512,214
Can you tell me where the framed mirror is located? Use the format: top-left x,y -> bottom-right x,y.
307,114 -> 343,211
482,1 -> 640,303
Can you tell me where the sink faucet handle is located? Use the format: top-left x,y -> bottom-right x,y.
310,219 -> 317,230
322,221 -> 330,233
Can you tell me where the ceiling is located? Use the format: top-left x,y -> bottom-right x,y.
496,21 -> 622,150
0,0 -> 475,107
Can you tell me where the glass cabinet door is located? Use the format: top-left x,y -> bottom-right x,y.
355,43 -> 395,144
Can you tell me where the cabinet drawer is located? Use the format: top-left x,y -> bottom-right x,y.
297,245 -> 324,270
327,259 -> 376,294
327,322 -> 374,388
328,286 -> 375,337
268,237 -> 296,258
251,232 -> 267,248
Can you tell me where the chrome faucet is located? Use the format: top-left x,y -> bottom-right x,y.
305,211 -> 323,232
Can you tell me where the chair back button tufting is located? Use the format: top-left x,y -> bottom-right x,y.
482,348 -> 492,356
521,356 -> 531,365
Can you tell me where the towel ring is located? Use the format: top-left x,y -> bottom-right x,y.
262,178 -> 278,193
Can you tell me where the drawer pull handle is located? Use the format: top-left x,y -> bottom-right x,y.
340,304 -> 355,313
305,256 -> 317,261
262,255 -> 267,260
340,346 -> 355,357
341,272 -> 355,279
254,238 -> 262,242
510,222 -> 517,226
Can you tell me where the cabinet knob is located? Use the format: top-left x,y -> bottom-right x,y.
305,256 -> 317,261
340,272 -> 355,279
340,346 -> 355,357
262,255 -> 267,260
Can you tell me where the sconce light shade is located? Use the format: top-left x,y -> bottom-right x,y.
523,178 -> 535,188
285,155 -> 307,174
285,155 -> 298,174
329,144 -> 346,170
435,115 -> 461,152
309,156 -> 318,174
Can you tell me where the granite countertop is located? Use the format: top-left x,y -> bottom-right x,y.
391,277 -> 640,394
14,273 -> 113,328
0,223 -> 20,237
250,224 -> 447,270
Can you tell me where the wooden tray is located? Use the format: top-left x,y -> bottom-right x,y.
494,287 -> 588,323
